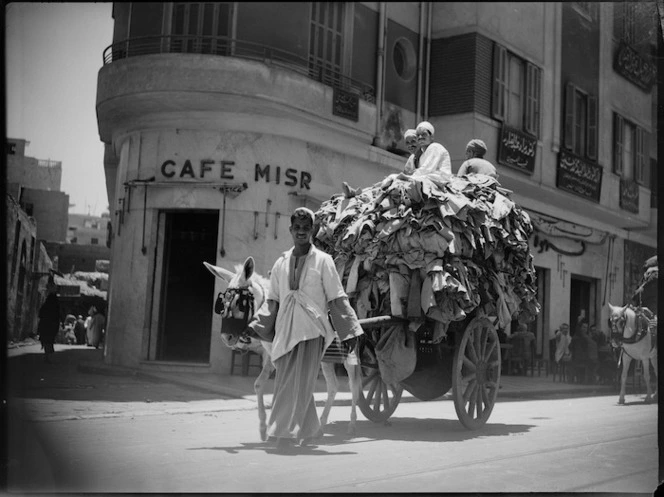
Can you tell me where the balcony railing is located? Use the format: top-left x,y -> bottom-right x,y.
102,35 -> 375,103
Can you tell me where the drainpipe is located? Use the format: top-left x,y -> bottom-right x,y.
416,2 -> 425,124
424,1 -> 433,121
374,2 -> 387,146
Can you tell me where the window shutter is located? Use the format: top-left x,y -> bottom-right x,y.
614,2 -> 624,41
613,113 -> 624,175
492,44 -> 507,120
635,128 -> 648,184
587,95 -> 597,160
525,63 -> 541,137
563,82 -> 576,150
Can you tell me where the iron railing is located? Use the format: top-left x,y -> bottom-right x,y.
102,34 -> 375,103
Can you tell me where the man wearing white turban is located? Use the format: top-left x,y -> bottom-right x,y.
411,121 -> 452,181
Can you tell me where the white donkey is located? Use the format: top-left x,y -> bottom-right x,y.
608,303 -> 657,404
204,257 -> 360,441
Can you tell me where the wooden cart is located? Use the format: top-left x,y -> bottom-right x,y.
355,312 -> 501,430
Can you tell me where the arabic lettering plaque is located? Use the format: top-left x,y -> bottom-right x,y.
619,178 -> 639,213
614,43 -> 657,92
497,125 -> 537,174
332,88 -> 359,122
556,150 -> 603,202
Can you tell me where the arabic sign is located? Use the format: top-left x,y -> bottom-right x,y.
332,87 -> 359,122
556,150 -> 603,202
497,125 -> 537,174
619,178 -> 639,213
614,43 -> 657,92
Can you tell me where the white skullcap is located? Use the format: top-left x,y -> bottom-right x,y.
404,129 -> 417,139
416,121 -> 435,136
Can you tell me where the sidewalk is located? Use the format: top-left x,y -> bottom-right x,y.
77,348 -> 619,405
7,341 -> 622,415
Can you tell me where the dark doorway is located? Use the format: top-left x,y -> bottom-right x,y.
157,210 -> 218,362
569,276 -> 591,336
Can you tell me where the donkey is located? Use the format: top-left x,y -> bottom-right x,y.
204,257 -> 360,441
608,303 -> 657,405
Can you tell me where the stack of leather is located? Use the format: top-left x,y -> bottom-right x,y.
314,173 -> 540,339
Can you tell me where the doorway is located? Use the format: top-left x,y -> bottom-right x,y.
157,210 -> 218,362
569,275 -> 596,336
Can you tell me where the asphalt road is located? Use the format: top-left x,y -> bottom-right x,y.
6,389 -> 659,493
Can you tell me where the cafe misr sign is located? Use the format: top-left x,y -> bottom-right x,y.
497,126 -> 537,174
556,150 -> 603,203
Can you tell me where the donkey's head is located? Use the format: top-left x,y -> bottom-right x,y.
203,257 -> 269,349
608,303 -> 640,347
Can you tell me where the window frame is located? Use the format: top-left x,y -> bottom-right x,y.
563,82 -> 598,160
613,112 -> 648,184
492,43 -> 541,138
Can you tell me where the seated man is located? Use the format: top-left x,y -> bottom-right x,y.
410,121 -> 452,181
457,139 -> 498,179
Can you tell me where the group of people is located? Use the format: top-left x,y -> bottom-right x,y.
37,277 -> 106,363
402,121 -> 498,181
343,121 -> 498,197
553,320 -> 614,384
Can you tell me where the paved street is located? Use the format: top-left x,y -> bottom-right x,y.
5,343 -> 660,493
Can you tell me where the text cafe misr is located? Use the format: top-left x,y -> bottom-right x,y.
159,159 -> 312,189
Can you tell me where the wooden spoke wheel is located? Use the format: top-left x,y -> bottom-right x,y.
357,335 -> 403,423
452,316 -> 501,430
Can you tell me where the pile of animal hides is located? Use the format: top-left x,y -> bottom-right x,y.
313,173 -> 541,345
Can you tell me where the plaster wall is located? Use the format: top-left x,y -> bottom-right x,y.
432,2 -> 546,65
107,127 -> 405,370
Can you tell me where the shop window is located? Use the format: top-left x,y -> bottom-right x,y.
563,83 -> 598,161
492,44 -> 541,138
613,113 -> 648,184
309,2 -> 346,85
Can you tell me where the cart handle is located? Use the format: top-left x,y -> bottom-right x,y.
358,315 -> 409,329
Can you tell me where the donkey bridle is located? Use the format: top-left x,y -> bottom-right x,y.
214,287 -> 256,335
609,305 -> 654,346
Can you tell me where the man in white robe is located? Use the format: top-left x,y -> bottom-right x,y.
245,207 -> 362,450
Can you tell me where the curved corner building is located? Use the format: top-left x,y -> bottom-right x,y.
96,2 -> 658,374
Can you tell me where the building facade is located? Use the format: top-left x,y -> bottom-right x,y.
96,2 -> 658,372
67,212 -> 112,246
6,194 -> 54,341
6,137 -> 70,243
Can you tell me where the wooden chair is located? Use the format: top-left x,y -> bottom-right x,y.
551,359 -> 569,382
507,335 -> 534,375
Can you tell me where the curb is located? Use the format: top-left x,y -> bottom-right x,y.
77,360 -> 616,407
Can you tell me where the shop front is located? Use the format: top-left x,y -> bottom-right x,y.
105,128 -> 400,372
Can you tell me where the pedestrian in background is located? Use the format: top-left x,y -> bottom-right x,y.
457,139 -> 498,179
38,277 -> 60,363
86,306 -> 106,349
244,207 -> 363,450
74,314 -> 87,345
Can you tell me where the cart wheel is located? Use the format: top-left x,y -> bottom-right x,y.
452,316 -> 501,430
357,338 -> 403,423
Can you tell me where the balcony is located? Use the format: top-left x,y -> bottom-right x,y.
102,35 -> 375,104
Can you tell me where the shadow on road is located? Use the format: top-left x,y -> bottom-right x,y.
6,347 -> 224,403
319,417 -> 534,443
188,442 -> 357,456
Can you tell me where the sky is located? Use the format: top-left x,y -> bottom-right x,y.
6,2 -> 114,217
